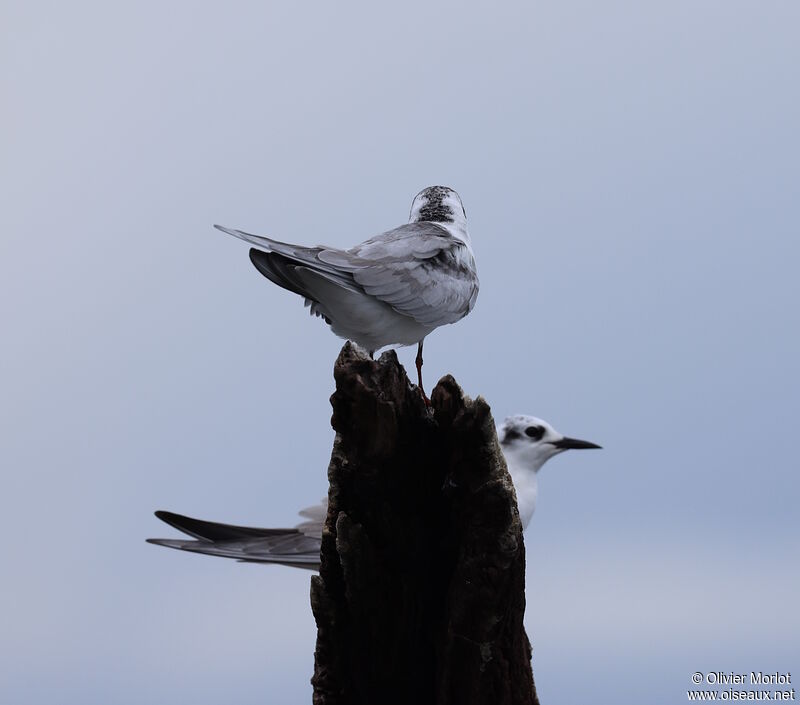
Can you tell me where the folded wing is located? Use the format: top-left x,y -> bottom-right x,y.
215,223 -> 479,329
148,509 -> 323,570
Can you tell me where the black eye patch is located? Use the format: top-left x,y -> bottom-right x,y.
524,426 -> 544,440
502,428 -> 522,443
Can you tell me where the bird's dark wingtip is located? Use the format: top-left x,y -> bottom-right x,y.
153,510 -> 196,531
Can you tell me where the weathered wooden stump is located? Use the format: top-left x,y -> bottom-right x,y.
310,343 -> 539,705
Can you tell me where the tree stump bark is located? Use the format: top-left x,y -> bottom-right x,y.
310,343 -> 539,705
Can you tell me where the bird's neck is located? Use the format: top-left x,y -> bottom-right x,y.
506,459 -> 539,530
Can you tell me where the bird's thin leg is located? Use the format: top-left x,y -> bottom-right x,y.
416,340 -> 430,406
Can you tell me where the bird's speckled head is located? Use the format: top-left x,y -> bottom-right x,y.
409,186 -> 467,227
499,415 -> 601,475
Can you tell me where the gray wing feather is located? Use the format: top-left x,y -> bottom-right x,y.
334,223 -> 479,326
215,225 -> 362,294
148,509 -> 323,569
216,222 -> 478,327
296,499 -> 327,539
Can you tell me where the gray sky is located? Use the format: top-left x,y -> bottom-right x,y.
2,1 -> 798,703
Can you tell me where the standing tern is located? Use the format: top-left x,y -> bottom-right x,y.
147,416 -> 600,570
215,186 -> 479,400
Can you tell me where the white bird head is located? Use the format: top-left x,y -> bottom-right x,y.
498,415 -> 601,528
409,186 -> 468,232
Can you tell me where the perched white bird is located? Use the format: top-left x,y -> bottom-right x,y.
148,416 -> 600,570
215,186 -> 479,399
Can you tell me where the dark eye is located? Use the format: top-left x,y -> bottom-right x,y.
525,426 -> 544,440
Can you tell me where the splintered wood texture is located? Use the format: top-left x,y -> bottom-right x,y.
311,343 -> 538,705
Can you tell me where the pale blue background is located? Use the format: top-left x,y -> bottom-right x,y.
2,2 -> 798,703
